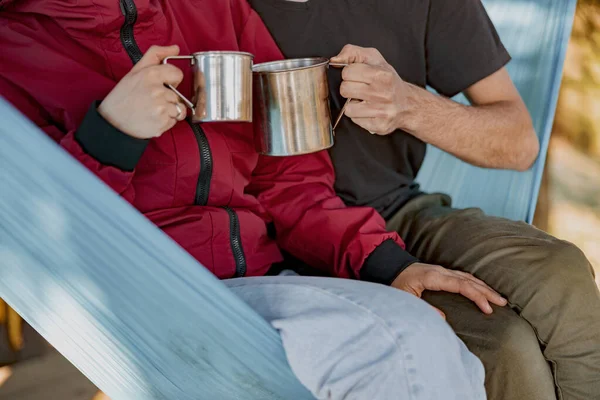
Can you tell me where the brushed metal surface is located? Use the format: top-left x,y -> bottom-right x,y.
253,58 -> 335,156
164,51 -> 253,123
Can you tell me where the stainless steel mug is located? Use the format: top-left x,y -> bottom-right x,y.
252,58 -> 346,156
163,51 -> 253,123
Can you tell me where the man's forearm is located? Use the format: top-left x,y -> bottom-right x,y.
331,46 -> 539,170
399,84 -> 539,171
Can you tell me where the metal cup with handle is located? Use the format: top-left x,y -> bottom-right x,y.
162,51 -> 254,123
252,58 -> 348,156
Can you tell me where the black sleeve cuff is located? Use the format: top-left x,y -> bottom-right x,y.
360,239 -> 420,285
75,101 -> 149,171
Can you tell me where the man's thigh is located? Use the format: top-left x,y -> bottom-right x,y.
423,291 -> 556,400
387,193 -> 596,311
388,193 -> 600,399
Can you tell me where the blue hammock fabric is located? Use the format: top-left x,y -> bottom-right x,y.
0,0 -> 576,399
0,98 -> 315,399
0,106 -> 313,399
417,0 -> 577,223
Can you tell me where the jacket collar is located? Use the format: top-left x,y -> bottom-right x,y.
1,0 -> 160,35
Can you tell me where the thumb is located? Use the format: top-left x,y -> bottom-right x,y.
132,45 -> 180,72
391,279 -> 423,299
432,306 -> 446,320
330,44 -> 385,66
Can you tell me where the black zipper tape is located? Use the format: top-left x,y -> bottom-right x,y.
189,122 -> 212,206
119,0 -> 246,276
119,0 -> 143,64
225,207 -> 247,277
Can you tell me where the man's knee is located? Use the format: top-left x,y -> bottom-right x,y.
489,316 -> 541,361
549,240 -> 594,277
471,312 -> 557,399
511,239 -> 593,301
535,240 -> 595,295
476,315 -> 554,386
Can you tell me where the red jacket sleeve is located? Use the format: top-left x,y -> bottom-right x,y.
248,151 -> 419,281
236,0 -> 419,282
0,78 -> 146,204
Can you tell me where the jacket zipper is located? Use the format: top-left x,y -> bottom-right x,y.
119,0 -> 143,63
225,207 -> 247,277
190,123 -> 212,205
118,0 -> 247,276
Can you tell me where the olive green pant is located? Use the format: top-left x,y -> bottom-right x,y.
386,193 -> 600,400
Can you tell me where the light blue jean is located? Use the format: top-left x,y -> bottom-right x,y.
225,273 -> 486,400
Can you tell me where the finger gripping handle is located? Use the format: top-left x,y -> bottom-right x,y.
162,56 -> 196,114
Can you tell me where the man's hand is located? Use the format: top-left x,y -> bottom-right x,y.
330,44 -> 413,135
331,44 -> 539,170
392,263 -> 508,314
98,45 -> 186,139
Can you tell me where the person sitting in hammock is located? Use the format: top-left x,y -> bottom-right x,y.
0,0 -> 496,398
249,1 -> 600,399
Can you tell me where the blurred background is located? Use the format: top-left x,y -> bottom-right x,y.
1,0 -> 599,398
533,0 -> 600,284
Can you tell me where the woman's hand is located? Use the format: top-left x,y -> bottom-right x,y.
392,263 -> 508,314
98,45 -> 187,139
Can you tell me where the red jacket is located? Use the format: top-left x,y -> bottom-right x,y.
0,0 -> 415,283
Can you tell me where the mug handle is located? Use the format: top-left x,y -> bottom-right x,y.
162,56 -> 196,114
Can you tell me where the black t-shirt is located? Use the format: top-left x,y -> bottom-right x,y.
250,0 -> 511,219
